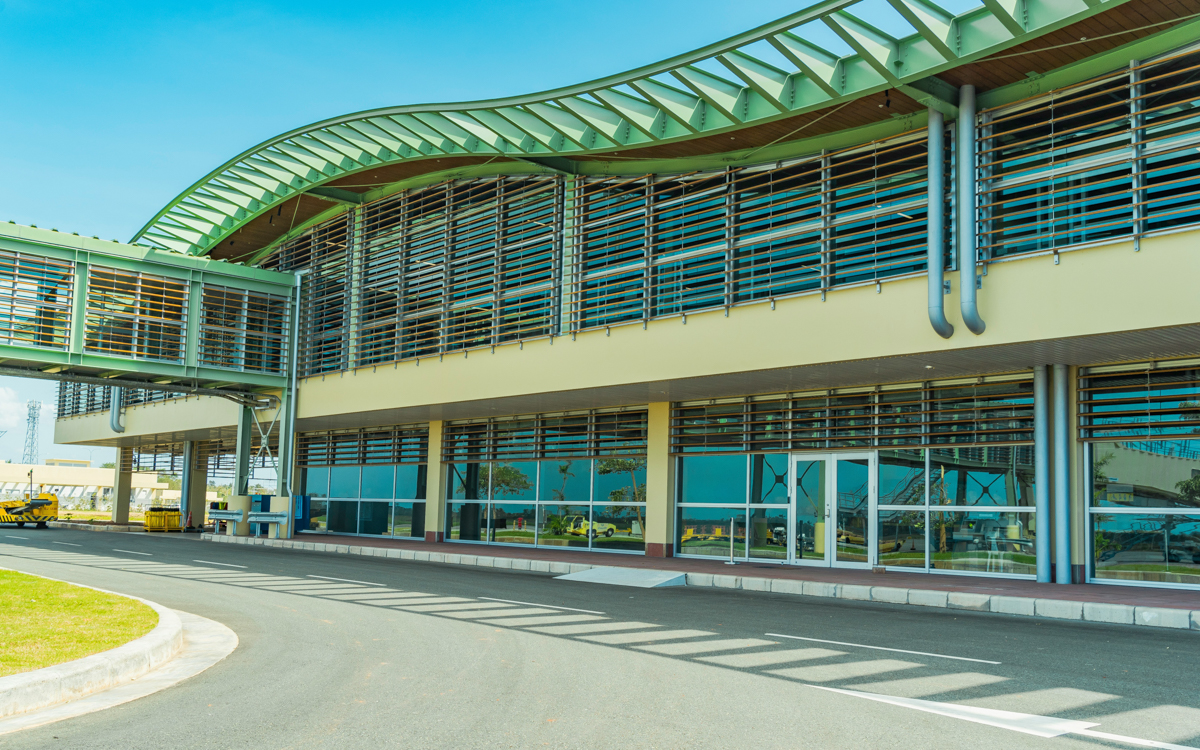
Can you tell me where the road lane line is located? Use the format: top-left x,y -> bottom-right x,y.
766,633 -> 1002,665
528,621 -> 662,636
52,541 -> 81,547
193,560 -> 247,568
637,638 -> 777,656
580,629 -> 716,645
397,602 -> 518,613
479,596 -> 604,614
1074,728 -> 1197,750
441,608 -> 559,619
475,614 -> 605,627
770,659 -> 922,682
5,536 -> 28,540
698,647 -> 846,668
306,574 -> 385,586
112,549 -> 152,556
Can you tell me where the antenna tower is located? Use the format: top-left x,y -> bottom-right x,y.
22,400 -> 40,465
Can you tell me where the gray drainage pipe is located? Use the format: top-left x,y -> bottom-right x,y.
926,108 -> 953,339
109,386 -> 124,433
956,85 -> 986,335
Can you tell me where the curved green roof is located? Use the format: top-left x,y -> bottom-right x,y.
133,0 -> 1131,256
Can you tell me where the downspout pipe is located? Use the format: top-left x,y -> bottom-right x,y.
1033,365 -> 1051,582
1053,364 -> 1072,583
926,108 -> 953,339
109,387 -> 124,433
956,85 -> 986,335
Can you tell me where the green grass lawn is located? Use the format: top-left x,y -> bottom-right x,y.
0,570 -> 159,678
58,510 -> 146,524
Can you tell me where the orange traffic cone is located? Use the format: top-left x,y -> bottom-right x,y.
185,510 -> 193,528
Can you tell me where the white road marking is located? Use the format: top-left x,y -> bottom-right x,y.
637,638 -> 777,656
850,672 -> 1010,699
52,541 -> 81,547
113,549 -> 152,556
529,621 -> 662,636
766,633 -> 1001,665
441,608 -> 559,620
5,536 -> 28,540
770,659 -> 921,682
387,597 -> 474,607
475,614 -> 605,627
581,629 -> 716,645
397,602 -> 518,613
192,560 -> 246,569
698,647 -> 846,668
1074,728 -> 1198,750
306,574 -> 385,586
478,596 -> 604,615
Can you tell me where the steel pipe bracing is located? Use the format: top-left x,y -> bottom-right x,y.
108,387 -> 124,433
956,85 -> 986,335
1053,364 -> 1072,583
1033,365 -> 1051,582
926,109 -> 953,338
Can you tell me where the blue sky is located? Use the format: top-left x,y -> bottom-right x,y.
0,0 -> 808,464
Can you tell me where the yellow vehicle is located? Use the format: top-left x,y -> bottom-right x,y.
564,515 -> 616,538
0,492 -> 58,529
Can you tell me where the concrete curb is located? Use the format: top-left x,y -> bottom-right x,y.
202,533 -> 1200,632
0,574 -> 184,719
48,522 -> 143,533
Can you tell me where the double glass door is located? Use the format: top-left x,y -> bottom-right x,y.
791,453 -> 875,568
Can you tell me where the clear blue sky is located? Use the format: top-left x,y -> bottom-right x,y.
0,0 -> 810,465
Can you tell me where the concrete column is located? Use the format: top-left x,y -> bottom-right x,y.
269,495 -> 292,539
184,443 -> 208,530
111,447 -> 133,525
644,402 -> 674,557
226,494 -> 251,536
424,420 -> 445,542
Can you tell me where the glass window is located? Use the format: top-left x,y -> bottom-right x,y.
591,505 -> 645,552
447,502 -> 485,541
1090,441 -> 1200,509
677,455 -> 746,504
879,509 -> 927,568
1092,513 -> 1200,585
537,504 -> 590,548
930,447 -> 1033,506
307,498 -> 328,532
490,503 -> 536,545
879,449 -> 926,505
594,458 -> 646,504
749,455 -> 790,504
488,462 -> 537,502
396,465 -> 427,500
748,506 -> 787,560
329,466 -> 360,498
678,506 -> 745,558
358,501 -> 390,535
303,467 -> 329,498
328,500 -> 359,534
930,511 -> 1036,575
447,463 -> 485,500
537,460 -> 590,504
360,465 -> 394,499
391,502 -> 426,538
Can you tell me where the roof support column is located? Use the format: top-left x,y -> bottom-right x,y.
644,403 -> 675,557
1053,364 -> 1072,583
1033,365 -> 1051,582
425,420 -> 446,542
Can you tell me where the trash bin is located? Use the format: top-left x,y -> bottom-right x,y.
144,506 -> 182,532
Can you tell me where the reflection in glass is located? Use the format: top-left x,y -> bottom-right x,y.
303,467 -> 329,498
930,511 -> 1036,575
537,460 -> 590,504
328,500 -> 359,534
448,502 -> 485,541
390,502 -> 425,538
358,501 -> 390,535
308,499 -> 328,532
794,460 -> 826,561
488,462 -> 537,503
678,506 -> 746,558
594,459 -> 646,504
360,465 -> 394,499
490,503 -> 537,545
329,466 -> 360,498
748,506 -> 787,560
677,455 -> 747,504
395,465 -> 427,500
750,455 -> 790,504
537,505 -> 591,548
447,463 -> 485,500
878,450 -> 925,505
1090,441 -> 1200,509
591,505 -> 645,552
878,509 -> 926,568
836,458 -> 870,563
1092,513 -> 1200,585
930,447 -> 1033,506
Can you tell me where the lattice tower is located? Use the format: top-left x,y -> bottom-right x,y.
22,400 -> 40,465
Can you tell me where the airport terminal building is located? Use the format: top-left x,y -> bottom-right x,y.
42,0 -> 1200,590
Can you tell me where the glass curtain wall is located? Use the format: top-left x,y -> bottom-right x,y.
444,410 -> 648,553
1081,361 -> 1200,588
676,454 -> 790,560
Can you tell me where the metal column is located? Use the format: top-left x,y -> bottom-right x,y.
233,405 -> 254,496
1033,365 -> 1051,582
1053,364 -> 1072,583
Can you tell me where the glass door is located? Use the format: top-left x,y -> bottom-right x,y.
790,453 -> 876,568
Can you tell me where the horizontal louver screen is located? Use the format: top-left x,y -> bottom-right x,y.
443,410 -> 648,461
297,425 -> 429,467
1079,363 -> 1200,441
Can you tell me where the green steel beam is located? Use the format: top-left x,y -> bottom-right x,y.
132,0 -> 1140,257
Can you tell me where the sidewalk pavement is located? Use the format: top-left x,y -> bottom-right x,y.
202,532 -> 1200,631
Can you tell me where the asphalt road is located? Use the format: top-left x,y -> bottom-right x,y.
1,527 -> 1197,750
